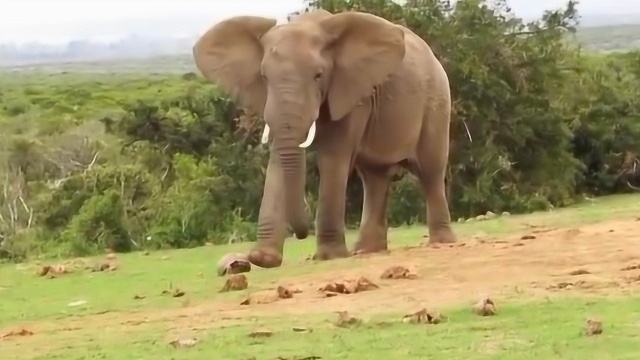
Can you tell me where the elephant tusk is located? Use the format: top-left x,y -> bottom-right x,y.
261,124 -> 270,144
298,121 -> 316,148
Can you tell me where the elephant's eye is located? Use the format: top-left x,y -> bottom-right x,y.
314,72 -> 322,81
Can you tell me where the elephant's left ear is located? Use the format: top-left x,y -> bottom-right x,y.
319,12 -> 406,121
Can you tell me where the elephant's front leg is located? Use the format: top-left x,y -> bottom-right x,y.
247,152 -> 289,268
313,151 -> 352,261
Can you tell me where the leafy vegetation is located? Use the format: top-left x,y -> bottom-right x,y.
1,0 -> 639,260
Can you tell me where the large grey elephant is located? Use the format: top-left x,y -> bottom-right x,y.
193,9 -> 457,269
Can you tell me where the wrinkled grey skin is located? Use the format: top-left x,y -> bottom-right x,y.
193,10 -> 457,270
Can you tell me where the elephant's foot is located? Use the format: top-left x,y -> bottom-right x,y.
247,247 -> 283,268
353,226 -> 388,254
312,242 -> 350,261
427,227 -> 457,244
353,241 -> 388,255
353,236 -> 388,255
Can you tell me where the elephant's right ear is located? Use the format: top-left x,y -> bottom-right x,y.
193,16 -> 276,115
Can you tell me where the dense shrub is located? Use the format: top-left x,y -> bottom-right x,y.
1,0 -> 639,260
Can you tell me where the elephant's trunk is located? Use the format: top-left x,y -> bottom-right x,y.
273,135 -> 309,239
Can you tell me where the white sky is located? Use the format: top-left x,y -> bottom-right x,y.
0,0 -> 638,44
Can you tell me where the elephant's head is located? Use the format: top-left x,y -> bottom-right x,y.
193,10 -> 405,238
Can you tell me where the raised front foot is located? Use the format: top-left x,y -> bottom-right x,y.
428,227 -> 457,244
312,241 -> 350,261
247,247 -> 283,268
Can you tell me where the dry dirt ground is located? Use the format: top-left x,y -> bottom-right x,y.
15,217 -> 640,342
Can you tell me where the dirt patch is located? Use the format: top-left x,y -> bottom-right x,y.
4,218 -> 640,351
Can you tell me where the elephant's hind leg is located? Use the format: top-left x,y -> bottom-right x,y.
353,165 -> 392,254
410,109 -> 457,245
406,157 -> 456,244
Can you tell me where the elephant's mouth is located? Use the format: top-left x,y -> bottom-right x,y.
261,121 -> 316,148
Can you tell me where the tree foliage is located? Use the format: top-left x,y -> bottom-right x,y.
1,0 -> 639,261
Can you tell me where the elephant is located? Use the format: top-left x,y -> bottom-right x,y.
192,9 -> 457,269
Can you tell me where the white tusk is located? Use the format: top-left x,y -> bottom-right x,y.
298,121 -> 316,148
261,124 -> 270,144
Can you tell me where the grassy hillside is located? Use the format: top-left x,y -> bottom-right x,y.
1,194 -> 639,359
574,24 -> 640,52
2,23 -> 640,74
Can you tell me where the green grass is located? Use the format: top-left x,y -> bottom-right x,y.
1,193 -> 639,359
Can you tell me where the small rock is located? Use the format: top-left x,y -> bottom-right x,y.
465,218 -> 475,223
1,329 -> 34,340
249,329 -> 273,338
485,211 -> 497,219
569,269 -> 591,276
319,277 -> 379,295
380,265 -> 418,279
219,274 -> 248,293
473,297 -> 497,316
475,215 -> 487,221
402,308 -> 446,324
292,326 -> 311,333
457,217 -> 465,223
584,318 -> 603,336
240,293 -> 279,305
501,211 -> 511,216
168,337 -> 198,348
335,311 -> 361,327
277,285 -> 294,299
621,264 -> 640,271
162,288 -> 186,298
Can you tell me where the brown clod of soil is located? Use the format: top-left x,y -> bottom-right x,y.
168,337 -> 198,348
133,295 -> 146,300
335,311 -> 362,327
520,235 -> 536,240
248,329 -> 274,338
38,264 -> 70,278
89,261 -> 117,272
380,265 -> 418,279
621,264 -> 640,271
162,288 -> 186,298
1,328 -> 34,340
569,269 -> 591,276
473,297 -> 497,316
320,277 -> 379,296
402,308 -> 446,324
277,285 -> 294,299
219,274 -> 248,293
292,326 -> 311,333
217,253 -> 251,276
584,318 -> 603,336
240,292 -> 279,306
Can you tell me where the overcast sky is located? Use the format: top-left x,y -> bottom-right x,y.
1,0 -> 638,44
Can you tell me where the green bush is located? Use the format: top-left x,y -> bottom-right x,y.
1,0 -> 639,260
